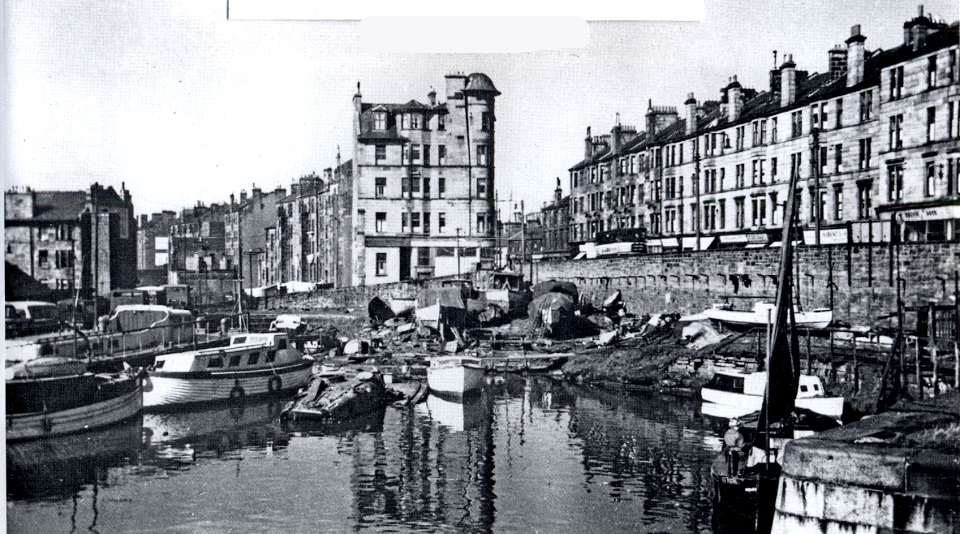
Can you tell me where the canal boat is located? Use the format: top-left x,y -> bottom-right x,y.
701,370 -> 844,420
143,332 -> 311,408
427,355 -> 485,396
700,302 -> 833,330
5,357 -> 143,441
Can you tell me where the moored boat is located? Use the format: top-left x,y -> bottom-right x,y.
701,370 -> 844,420
280,370 -> 387,422
427,355 -> 484,396
143,332 -> 311,408
701,302 -> 833,330
5,357 -> 143,441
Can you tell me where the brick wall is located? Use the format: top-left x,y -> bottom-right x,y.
534,242 -> 960,327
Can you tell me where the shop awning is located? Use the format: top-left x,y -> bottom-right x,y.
681,236 -> 718,250
719,234 -> 749,244
646,239 -> 662,248
661,237 -> 680,248
573,252 -> 586,260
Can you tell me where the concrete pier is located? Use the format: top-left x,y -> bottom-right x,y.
773,392 -> 959,533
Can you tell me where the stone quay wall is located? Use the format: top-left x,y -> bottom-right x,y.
533,242 -> 960,327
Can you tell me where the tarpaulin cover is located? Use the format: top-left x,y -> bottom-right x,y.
531,280 -> 578,301
368,297 -> 395,323
528,292 -> 575,329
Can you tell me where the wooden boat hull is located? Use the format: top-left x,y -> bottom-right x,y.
711,454 -> 781,534
701,388 -> 844,419
427,361 -> 484,396
702,307 -> 832,330
5,381 -> 143,441
143,361 -> 312,408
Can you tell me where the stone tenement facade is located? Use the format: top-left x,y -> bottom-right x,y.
350,73 -> 501,286
569,8 -> 960,254
535,241 -> 960,327
5,183 -> 136,300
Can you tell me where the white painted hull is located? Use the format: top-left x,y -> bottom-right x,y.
700,388 -> 844,419
6,386 -> 143,441
702,307 -> 833,330
144,362 -> 312,408
427,364 -> 485,395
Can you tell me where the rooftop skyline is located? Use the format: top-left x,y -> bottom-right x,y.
5,0 -> 957,216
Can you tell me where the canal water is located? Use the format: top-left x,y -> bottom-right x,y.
8,376 -> 729,533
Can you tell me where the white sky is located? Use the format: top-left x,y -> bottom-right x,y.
4,0 -> 958,216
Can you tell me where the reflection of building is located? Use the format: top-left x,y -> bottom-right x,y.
5,183 -> 136,300
349,73 -> 500,285
569,10 -> 959,252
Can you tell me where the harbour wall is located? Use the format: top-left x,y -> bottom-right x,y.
534,242 -> 960,327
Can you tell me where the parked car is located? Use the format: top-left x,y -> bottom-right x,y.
6,301 -> 62,338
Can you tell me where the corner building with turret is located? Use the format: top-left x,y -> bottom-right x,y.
349,73 -> 500,285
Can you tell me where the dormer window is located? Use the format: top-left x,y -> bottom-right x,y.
401,113 -> 422,130
374,112 -> 387,130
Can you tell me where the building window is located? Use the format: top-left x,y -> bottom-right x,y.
887,163 -> 903,202
790,153 -> 802,181
401,212 -> 409,232
438,213 -> 446,233
38,250 -> 49,268
858,138 -> 872,170
819,146 -> 828,175
751,160 -> 758,185
423,213 -> 431,234
411,144 -> 421,163
736,164 -> 745,188
770,118 -> 778,143
438,114 -> 445,131
857,181 -> 873,219
925,161 -> 936,197
375,212 -> 386,233
423,144 -> 431,166
810,189 -> 825,222
375,177 -> 386,198
410,114 -> 421,129
418,247 -> 431,266
410,175 -> 421,194
770,158 -> 777,182
736,126 -> 745,150
889,65 -> 904,100
481,112 -> 492,131
734,199 -> 745,229
949,158 -> 960,197
950,50 -> 957,82
401,177 -> 411,196
760,119 -> 767,144
834,187 -> 843,220
752,121 -> 759,146
437,145 -> 447,166
423,177 -> 431,198
476,145 -> 488,166
835,98 -> 843,128
718,199 -> 726,229
950,102 -> 959,139
751,198 -> 766,227
55,250 -> 74,269
375,145 -> 386,164
375,253 -> 387,276
476,213 -> 487,233
476,177 -> 488,199
927,107 -> 936,143
374,112 -> 387,130
834,144 -> 842,174
791,111 -> 803,138
859,90 -> 873,122
411,212 -> 421,232
438,177 -> 446,198
888,115 -> 903,150
928,55 -> 938,88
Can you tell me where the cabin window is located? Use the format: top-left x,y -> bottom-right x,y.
208,357 -> 224,368
800,385 -> 809,392
248,353 -> 260,365
154,360 -> 165,369
267,350 -> 277,363
813,384 -> 820,391
233,336 -> 246,345
229,355 -> 242,367
279,338 -> 288,350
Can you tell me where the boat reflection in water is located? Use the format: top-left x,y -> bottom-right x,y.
6,417 -> 143,501
417,391 -> 483,432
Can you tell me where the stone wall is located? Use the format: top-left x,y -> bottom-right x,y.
533,242 -> 960,327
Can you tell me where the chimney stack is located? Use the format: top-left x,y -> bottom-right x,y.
828,45 -> 848,82
240,189 -> 248,203
444,73 -> 467,100
727,76 -> 743,122
585,126 -> 593,160
846,25 -> 866,87
780,54 -> 797,107
685,93 -> 698,135
611,120 -> 622,156
428,88 -> 437,106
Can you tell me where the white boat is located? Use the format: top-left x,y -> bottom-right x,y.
387,297 -> 417,316
701,302 -> 833,330
5,358 -> 143,441
427,355 -> 485,396
700,370 -> 844,419
143,332 -> 312,408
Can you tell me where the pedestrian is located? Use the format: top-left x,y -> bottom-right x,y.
723,418 -> 746,476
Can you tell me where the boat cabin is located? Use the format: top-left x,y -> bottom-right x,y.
153,332 -> 297,373
706,371 -> 826,398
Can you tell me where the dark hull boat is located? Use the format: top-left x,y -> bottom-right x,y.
5,357 -> 143,441
280,371 -> 388,422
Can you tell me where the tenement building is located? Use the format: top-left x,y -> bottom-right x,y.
569,8 -> 960,252
5,183 -> 136,300
349,73 -> 501,285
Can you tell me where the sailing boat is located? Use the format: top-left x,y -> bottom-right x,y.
710,165 -> 805,534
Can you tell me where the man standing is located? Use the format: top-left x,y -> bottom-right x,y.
724,418 -> 746,476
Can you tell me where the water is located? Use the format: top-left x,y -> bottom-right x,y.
7,376 -> 729,533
